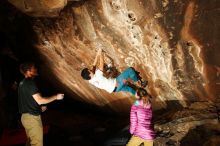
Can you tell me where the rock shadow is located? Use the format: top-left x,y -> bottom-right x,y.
180,124 -> 220,146
153,100 -> 184,124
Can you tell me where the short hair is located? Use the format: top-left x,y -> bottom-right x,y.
81,68 -> 91,80
19,62 -> 35,75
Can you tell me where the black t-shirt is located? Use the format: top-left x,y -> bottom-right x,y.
18,78 -> 41,115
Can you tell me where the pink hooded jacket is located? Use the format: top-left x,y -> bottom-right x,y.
129,100 -> 155,140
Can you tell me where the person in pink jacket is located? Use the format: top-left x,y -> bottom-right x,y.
127,88 -> 155,146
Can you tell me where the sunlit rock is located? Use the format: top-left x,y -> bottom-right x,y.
2,0 -> 220,113
8,0 -> 69,17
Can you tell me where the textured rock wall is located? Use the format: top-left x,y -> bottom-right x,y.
6,0 -> 220,113
154,101 -> 220,145
8,0 -> 68,17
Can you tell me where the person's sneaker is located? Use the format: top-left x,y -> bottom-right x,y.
135,70 -> 142,80
141,80 -> 148,88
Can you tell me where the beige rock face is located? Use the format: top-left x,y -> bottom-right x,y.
8,0 -> 68,17
12,0 -> 219,113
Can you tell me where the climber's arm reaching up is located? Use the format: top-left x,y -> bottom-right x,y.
92,50 -> 99,67
92,48 -> 104,72
90,48 -> 102,72
97,50 -> 104,72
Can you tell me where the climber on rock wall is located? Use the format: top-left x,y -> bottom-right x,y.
81,48 -> 147,96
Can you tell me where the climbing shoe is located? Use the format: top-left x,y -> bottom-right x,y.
141,80 -> 148,88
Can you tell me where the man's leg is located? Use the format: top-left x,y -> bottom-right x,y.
25,138 -> 31,146
116,85 -> 136,95
126,136 -> 143,146
116,67 -> 147,88
116,67 -> 139,83
21,114 -> 43,146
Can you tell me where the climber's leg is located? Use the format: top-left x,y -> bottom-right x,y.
116,67 -> 139,82
132,68 -> 148,88
116,67 -> 147,88
115,84 -> 136,95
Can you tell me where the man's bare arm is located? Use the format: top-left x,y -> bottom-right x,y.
98,51 -> 104,71
92,48 -> 103,66
32,93 -> 64,105
92,52 -> 99,67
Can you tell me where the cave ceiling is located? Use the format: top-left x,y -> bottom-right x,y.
5,0 -> 220,113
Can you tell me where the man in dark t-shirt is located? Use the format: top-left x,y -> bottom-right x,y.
18,62 -> 64,146
18,78 -> 41,115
